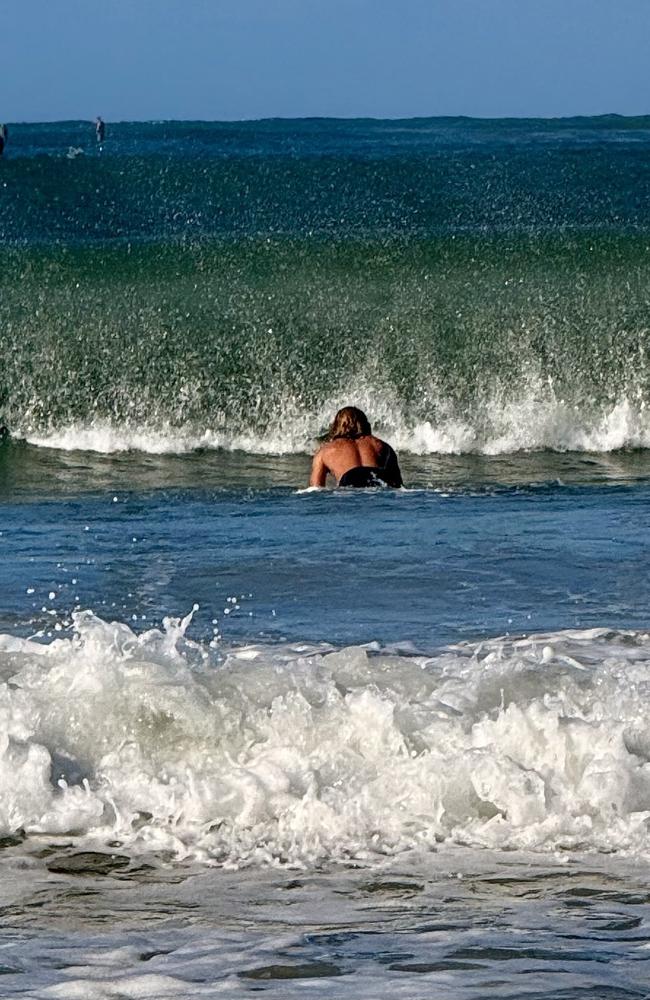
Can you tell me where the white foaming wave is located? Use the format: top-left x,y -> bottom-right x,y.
2,612 -> 650,866
23,421 -> 315,456
392,395 -> 650,455
20,393 -> 650,457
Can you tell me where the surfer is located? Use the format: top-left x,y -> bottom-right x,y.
0,123 -> 7,156
309,406 -> 403,488
95,117 -> 105,143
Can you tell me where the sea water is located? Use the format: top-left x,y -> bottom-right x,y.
1,117 -> 650,998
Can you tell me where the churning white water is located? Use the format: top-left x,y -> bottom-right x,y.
2,611 -> 650,866
20,387 -> 650,458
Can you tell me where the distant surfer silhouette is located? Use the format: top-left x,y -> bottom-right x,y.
0,124 -> 7,157
95,117 -> 105,143
309,406 -> 403,488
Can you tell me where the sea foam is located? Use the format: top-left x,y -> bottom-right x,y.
21,394 -> 650,457
1,613 -> 650,866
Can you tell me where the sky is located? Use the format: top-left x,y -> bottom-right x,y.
4,0 -> 650,122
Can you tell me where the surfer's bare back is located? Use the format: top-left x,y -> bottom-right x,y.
309,406 -> 403,488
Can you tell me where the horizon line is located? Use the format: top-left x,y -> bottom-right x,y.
5,111 -> 648,126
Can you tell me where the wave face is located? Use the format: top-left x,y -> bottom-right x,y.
2,118 -> 650,455
2,612 -> 650,865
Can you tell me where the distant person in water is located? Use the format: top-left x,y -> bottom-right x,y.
309,406 -> 403,488
0,123 -> 7,156
95,117 -> 105,143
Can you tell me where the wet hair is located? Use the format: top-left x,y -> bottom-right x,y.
329,406 -> 372,440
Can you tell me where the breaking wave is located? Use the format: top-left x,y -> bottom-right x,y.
2,611 -> 650,866
3,118 -> 650,460
19,393 -> 650,456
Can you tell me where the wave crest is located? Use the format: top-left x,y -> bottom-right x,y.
20,393 -> 650,456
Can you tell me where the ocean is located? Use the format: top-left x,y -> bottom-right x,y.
1,116 -> 650,998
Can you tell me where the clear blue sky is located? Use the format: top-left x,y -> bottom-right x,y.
5,0 -> 650,122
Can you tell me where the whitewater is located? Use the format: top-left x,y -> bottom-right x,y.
3,611 -> 650,863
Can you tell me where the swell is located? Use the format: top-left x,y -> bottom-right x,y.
2,234 -> 650,455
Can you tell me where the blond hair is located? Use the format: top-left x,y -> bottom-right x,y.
329,406 -> 371,440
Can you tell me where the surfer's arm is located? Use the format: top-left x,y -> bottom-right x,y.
383,445 -> 403,488
309,449 -> 328,488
